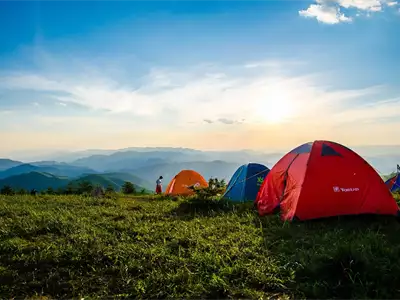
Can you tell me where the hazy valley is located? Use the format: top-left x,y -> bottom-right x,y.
0,145 -> 398,193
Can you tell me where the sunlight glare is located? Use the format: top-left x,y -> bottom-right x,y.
255,88 -> 293,124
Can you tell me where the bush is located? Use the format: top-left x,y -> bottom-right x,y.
188,178 -> 227,201
0,185 -> 14,195
105,185 -> 115,193
122,181 -> 136,194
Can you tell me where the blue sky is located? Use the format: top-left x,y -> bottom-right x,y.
1,0 -> 400,157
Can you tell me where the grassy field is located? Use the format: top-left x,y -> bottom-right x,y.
1,194 -> 400,299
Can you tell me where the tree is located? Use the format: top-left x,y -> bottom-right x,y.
77,180 -> 94,195
65,182 -> 75,195
46,187 -> 55,195
0,185 -> 14,195
16,188 -> 27,195
56,187 -> 65,195
106,184 -> 115,193
122,181 -> 136,194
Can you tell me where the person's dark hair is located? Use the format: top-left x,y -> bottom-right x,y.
159,176 -> 163,179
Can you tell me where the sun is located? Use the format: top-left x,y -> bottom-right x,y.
255,90 -> 293,124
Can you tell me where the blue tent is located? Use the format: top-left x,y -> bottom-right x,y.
222,163 -> 270,202
385,173 -> 400,193
385,164 -> 400,193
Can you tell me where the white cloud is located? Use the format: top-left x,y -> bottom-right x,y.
387,1 -> 398,6
338,0 -> 382,10
300,0 -> 398,23
0,66 -> 395,126
331,97 -> 400,123
1,61 -> 400,151
299,4 -> 352,24
0,74 -> 157,116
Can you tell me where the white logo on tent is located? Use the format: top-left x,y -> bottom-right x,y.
333,186 -> 359,192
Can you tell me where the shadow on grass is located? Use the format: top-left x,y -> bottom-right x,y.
255,213 -> 400,299
168,197 -> 256,220
0,250 -> 125,298
129,194 -> 183,202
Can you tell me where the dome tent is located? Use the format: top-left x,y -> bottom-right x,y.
256,140 -> 399,221
165,169 -> 208,196
385,165 -> 400,193
222,163 -> 270,202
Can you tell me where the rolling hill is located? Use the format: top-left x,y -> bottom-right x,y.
0,163 -> 98,179
69,173 -> 152,193
0,171 -> 151,193
0,172 -> 70,191
96,172 -> 153,190
0,159 -> 22,171
2,146 -> 398,190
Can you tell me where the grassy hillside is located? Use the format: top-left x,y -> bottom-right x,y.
0,172 -> 70,191
98,172 -> 153,190
70,174 -> 152,193
0,194 -> 400,298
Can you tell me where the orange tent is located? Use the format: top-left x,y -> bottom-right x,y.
165,170 -> 208,196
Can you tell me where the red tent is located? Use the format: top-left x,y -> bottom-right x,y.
256,140 -> 399,221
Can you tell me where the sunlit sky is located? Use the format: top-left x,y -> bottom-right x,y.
1,0 -> 400,157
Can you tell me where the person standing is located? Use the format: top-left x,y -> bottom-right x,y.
155,176 -> 163,194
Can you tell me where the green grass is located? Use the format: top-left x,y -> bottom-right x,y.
1,194 -> 400,299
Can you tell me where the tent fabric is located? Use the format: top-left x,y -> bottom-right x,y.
222,163 -> 270,202
165,170 -> 208,196
385,174 -> 400,193
256,140 -> 399,221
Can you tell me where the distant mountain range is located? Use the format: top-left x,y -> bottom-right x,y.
0,163 -> 97,179
69,148 -> 281,171
0,172 -> 70,192
0,171 -> 153,193
122,160 -> 241,185
0,159 -> 22,171
0,146 -> 398,192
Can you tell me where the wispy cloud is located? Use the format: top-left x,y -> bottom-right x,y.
299,0 -> 398,24
1,66 -> 387,125
1,57 -> 400,152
